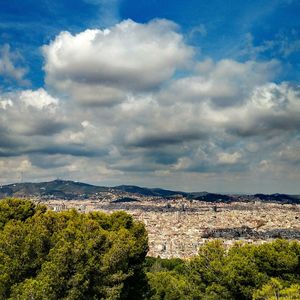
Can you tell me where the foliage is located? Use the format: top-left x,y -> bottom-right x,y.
0,198 -> 46,229
0,199 -> 148,299
253,278 -> 300,299
253,239 -> 299,281
147,240 -> 300,300
144,257 -> 185,273
147,271 -> 199,300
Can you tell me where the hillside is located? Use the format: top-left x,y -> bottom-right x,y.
0,179 -> 109,200
0,180 -> 186,200
0,180 -> 300,204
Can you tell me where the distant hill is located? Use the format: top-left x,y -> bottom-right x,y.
254,193 -> 300,204
0,180 -> 186,200
0,179 -> 109,200
188,192 -> 233,202
114,185 -> 159,196
112,197 -> 140,203
0,179 -> 299,204
114,185 -> 187,197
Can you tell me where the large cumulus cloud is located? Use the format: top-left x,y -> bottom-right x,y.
43,19 -> 193,105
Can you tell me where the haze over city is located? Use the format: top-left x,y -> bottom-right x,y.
0,0 -> 300,193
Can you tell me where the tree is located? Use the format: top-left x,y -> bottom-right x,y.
0,198 -> 46,229
188,240 -> 232,298
253,239 -> 299,281
147,271 -> 199,300
253,278 -> 300,300
224,243 -> 267,299
0,199 -> 149,299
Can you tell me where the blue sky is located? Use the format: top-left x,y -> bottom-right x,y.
0,0 -> 300,193
1,0 -> 300,88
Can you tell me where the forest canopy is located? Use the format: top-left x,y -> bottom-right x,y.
0,198 -> 148,299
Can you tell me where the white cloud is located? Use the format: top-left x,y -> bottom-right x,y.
43,19 -> 193,105
0,88 -> 65,142
224,82 -> 300,137
160,59 -> 280,107
218,152 -> 242,164
0,44 -> 29,85
172,157 -> 193,170
0,98 -> 13,110
20,88 -> 59,110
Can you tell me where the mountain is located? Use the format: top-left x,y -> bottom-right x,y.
0,180 -> 186,200
0,179 -> 110,200
114,185 -> 187,197
0,179 -> 299,204
188,192 -> 233,202
254,193 -> 300,204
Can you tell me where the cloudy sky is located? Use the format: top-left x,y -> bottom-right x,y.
0,0 -> 300,193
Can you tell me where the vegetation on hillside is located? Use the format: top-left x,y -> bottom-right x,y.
0,198 -> 299,299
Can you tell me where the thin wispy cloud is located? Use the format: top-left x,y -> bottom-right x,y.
0,44 -> 30,86
85,0 -> 122,27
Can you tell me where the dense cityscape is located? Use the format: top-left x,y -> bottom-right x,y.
44,196 -> 300,258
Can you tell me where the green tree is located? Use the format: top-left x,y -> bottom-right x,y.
0,199 -> 149,299
253,240 -> 299,282
147,271 -> 199,300
188,240 -> 232,299
253,278 -> 300,300
224,243 -> 267,299
0,198 -> 46,229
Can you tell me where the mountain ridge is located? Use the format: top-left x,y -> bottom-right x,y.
0,179 -> 300,204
